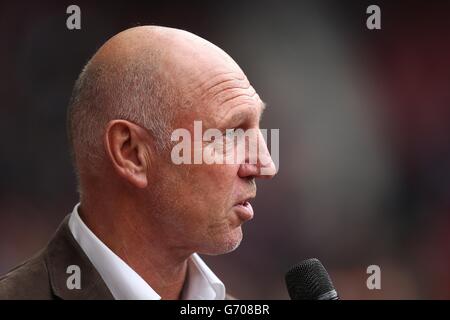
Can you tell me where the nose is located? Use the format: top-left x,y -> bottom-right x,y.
237,129 -> 277,180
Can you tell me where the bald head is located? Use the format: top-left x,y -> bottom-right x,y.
67,26 -> 246,187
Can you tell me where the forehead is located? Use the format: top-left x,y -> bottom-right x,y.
189,70 -> 264,122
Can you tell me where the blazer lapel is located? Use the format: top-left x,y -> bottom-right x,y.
44,215 -> 114,300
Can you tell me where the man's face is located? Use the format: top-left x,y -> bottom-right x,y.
151,69 -> 276,256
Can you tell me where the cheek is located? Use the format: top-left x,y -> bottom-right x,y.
204,164 -> 240,199
166,163 -> 240,219
187,165 -> 240,223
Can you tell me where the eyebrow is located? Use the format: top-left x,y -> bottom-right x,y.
223,101 -> 267,127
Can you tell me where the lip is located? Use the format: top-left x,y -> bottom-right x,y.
234,192 -> 256,207
233,200 -> 254,222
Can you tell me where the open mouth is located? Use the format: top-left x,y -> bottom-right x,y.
234,192 -> 255,207
233,198 -> 254,221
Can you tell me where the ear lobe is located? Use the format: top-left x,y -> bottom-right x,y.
104,120 -> 149,189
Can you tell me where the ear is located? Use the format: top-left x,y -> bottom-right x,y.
104,120 -> 150,188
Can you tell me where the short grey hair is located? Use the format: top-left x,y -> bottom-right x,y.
67,51 -> 179,185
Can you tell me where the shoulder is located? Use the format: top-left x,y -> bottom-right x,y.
0,250 -> 53,299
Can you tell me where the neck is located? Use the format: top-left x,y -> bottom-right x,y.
79,193 -> 192,300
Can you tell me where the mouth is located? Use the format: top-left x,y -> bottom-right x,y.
233,195 -> 255,222
236,199 -> 251,206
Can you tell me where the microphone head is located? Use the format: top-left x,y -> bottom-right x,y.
285,258 -> 338,300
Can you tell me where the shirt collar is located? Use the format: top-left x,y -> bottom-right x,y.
68,203 -> 226,300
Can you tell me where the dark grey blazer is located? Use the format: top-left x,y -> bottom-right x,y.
0,215 -> 235,300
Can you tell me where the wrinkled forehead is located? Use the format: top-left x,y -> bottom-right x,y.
159,39 -> 263,126
182,68 -> 263,127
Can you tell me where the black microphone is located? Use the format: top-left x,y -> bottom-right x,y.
285,258 -> 339,300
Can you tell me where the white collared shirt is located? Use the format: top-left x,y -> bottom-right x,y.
68,203 -> 226,300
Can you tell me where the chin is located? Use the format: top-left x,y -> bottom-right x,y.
202,227 -> 243,256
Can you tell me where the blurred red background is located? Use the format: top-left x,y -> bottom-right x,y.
1,0 -> 449,299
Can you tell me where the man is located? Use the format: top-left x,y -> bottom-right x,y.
0,26 -> 276,300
